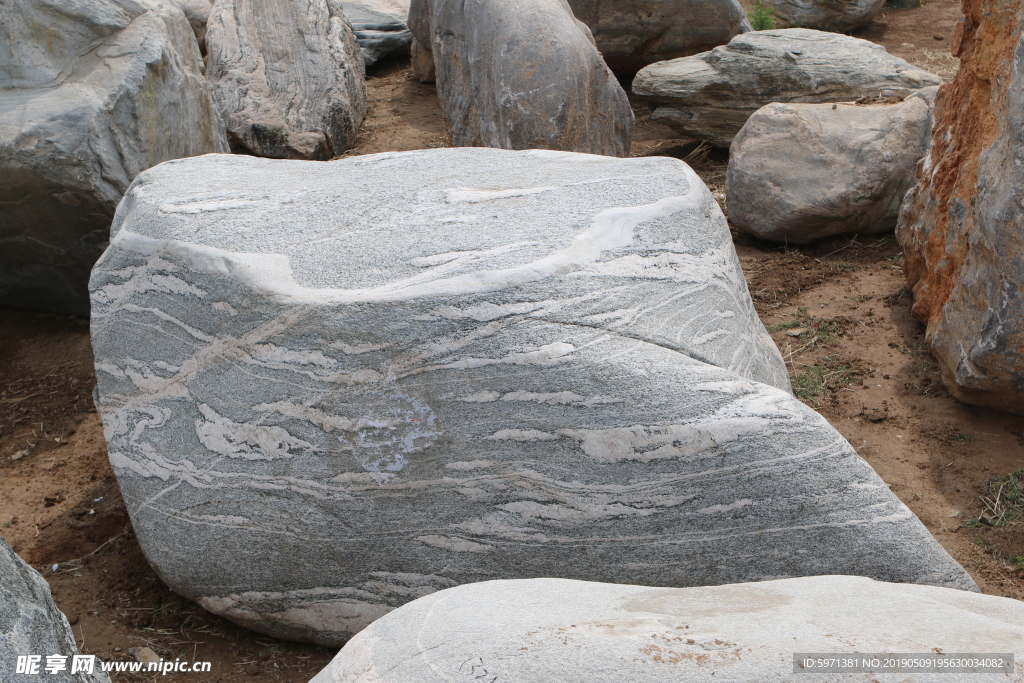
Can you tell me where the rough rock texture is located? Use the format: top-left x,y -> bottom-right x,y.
0,0 -> 229,316
311,576 -> 1024,683
896,0 -> 1024,414
1,538 -> 111,683
767,0 -> 885,32
410,37 -> 434,82
168,0 -> 212,53
565,0 -> 751,73
728,87 -> 937,244
633,29 -> 941,147
407,0 -> 632,155
341,1 -> 411,66
206,0 -> 367,160
91,149 -> 975,646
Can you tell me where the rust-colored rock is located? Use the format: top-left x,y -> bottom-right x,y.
895,0 -> 1024,414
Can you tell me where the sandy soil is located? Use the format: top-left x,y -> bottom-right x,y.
2,2 -> 1021,680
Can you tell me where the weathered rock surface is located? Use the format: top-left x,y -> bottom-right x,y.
91,149 -> 974,646
767,0 -> 885,32
0,0 -> 229,316
565,0 -> 751,73
1,538 -> 111,683
896,0 -> 1024,414
206,0 -> 367,160
168,0 -> 212,53
408,0 -> 632,155
728,88 -> 937,244
341,1 -> 411,66
633,29 -> 941,147
311,576 -> 1023,683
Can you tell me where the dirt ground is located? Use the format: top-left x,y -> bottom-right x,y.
3,2 -> 1021,681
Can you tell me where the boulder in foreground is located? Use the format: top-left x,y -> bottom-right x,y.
633,29 -> 941,147
896,0 -> 1024,414
92,149 -> 973,646
310,576 -> 1023,683
1,537 -> 111,682
0,0 -> 228,315
728,87 -> 937,244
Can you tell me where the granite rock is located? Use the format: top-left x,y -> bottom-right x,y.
168,0 -> 212,53
566,0 -> 751,73
311,576 -> 1023,682
1,538 -> 111,683
341,1 -> 411,66
767,0 -> 886,32
633,29 -> 941,147
206,0 -> 367,160
91,149 -> 974,646
407,0 -> 632,155
896,0 -> 1024,414
728,87 -> 937,244
0,0 -> 229,316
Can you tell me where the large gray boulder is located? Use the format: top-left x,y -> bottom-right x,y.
897,0 -> 1024,414
767,0 -> 886,32
0,0 -> 229,316
1,538 -> 111,683
633,29 -> 941,147
728,87 -> 937,244
341,1 -> 412,66
311,576 -> 1024,683
566,0 -> 751,73
206,0 -> 367,160
91,149 -> 974,646
408,0 -> 632,155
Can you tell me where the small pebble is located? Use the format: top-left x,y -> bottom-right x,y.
11,450 -> 28,461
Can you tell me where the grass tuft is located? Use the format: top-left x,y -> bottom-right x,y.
748,2 -> 776,30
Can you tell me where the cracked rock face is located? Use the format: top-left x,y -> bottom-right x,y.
1,538 -> 111,683
0,0 -> 229,315
206,0 -> 367,160
728,87 -> 937,244
91,149 -> 974,646
341,1 -> 411,66
633,29 -> 941,148
896,0 -> 1024,415
310,576 -> 1024,682
408,0 -> 633,155
566,0 -> 751,73
766,0 -> 886,32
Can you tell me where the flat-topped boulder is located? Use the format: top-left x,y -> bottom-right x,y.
566,0 -> 751,73
766,0 -> 886,32
91,149 -> 973,646
341,1 -> 411,66
0,0 -> 228,315
633,29 -> 941,147
1,538 -> 111,682
206,0 -> 367,160
311,576 -> 1023,682
897,0 -> 1024,414
728,87 -> 937,244
408,0 -> 632,155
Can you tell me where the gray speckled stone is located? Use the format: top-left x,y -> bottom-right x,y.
727,87 -> 937,244
91,149 -> 974,646
341,1 -> 411,66
311,576 -> 1024,683
0,0 -> 229,316
633,29 -> 941,147
408,0 -> 632,155
566,0 -> 751,73
768,0 -> 886,32
1,538 -> 110,683
206,0 -> 367,160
